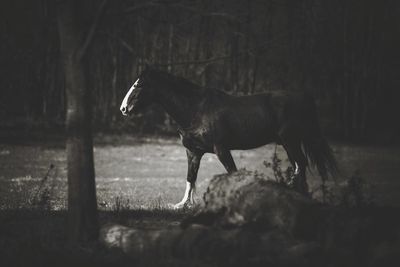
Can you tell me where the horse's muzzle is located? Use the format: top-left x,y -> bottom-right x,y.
120,106 -> 129,116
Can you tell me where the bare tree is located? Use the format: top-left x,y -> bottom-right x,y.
57,0 -> 107,245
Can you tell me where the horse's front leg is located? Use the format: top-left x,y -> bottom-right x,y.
173,149 -> 203,209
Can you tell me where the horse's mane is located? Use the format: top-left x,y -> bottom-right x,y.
149,69 -> 208,97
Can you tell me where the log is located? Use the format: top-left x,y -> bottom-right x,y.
100,223 -> 320,265
99,170 -> 400,266
100,170 -> 323,265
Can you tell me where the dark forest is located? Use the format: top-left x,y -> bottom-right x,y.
1,1 -> 400,266
1,0 -> 399,142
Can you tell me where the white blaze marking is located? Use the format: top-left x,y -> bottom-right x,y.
120,78 -> 139,111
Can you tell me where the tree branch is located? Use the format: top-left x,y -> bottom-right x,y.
121,1 -> 243,23
149,50 -> 251,68
106,32 -> 135,54
151,40 -> 274,67
171,4 -> 245,22
123,2 -> 159,14
77,0 -> 108,60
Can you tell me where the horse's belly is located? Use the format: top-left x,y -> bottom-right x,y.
220,110 -> 277,150
225,127 -> 277,150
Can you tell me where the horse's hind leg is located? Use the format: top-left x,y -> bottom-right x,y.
279,131 -> 309,194
214,145 -> 237,173
283,142 -> 308,194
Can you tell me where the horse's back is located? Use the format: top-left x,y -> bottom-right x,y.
204,91 -> 277,149
203,90 -> 316,149
212,89 -> 314,122
267,90 -> 316,124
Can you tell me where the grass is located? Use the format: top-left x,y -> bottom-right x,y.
1,135 -> 400,266
0,209 -> 197,267
1,135 -> 400,209
0,189 -> 201,267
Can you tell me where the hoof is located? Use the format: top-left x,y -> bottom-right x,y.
287,176 -> 297,188
169,201 -> 195,210
173,202 -> 186,210
168,202 -> 186,210
287,177 -> 309,196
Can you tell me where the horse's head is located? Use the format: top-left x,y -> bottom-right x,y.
120,69 -> 154,116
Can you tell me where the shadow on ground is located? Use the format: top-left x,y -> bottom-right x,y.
3,170 -> 399,267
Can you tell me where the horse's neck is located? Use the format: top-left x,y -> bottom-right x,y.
154,82 -> 203,128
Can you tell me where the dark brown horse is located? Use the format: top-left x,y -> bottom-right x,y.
120,68 -> 338,208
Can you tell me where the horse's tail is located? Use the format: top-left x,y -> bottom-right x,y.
302,95 -> 339,181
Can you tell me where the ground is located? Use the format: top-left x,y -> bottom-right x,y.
1,134 -> 400,266
1,134 -> 400,209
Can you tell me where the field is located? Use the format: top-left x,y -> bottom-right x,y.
1,135 -> 400,209
1,135 -> 400,266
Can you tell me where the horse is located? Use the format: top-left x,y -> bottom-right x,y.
120,68 -> 338,208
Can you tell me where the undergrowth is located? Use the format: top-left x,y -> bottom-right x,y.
263,147 -> 375,208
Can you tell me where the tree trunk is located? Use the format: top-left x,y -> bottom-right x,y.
57,0 -> 99,245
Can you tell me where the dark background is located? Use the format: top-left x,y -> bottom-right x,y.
1,2 -> 400,265
1,0 -> 399,143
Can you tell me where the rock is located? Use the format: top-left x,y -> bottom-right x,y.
185,169 -> 320,235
